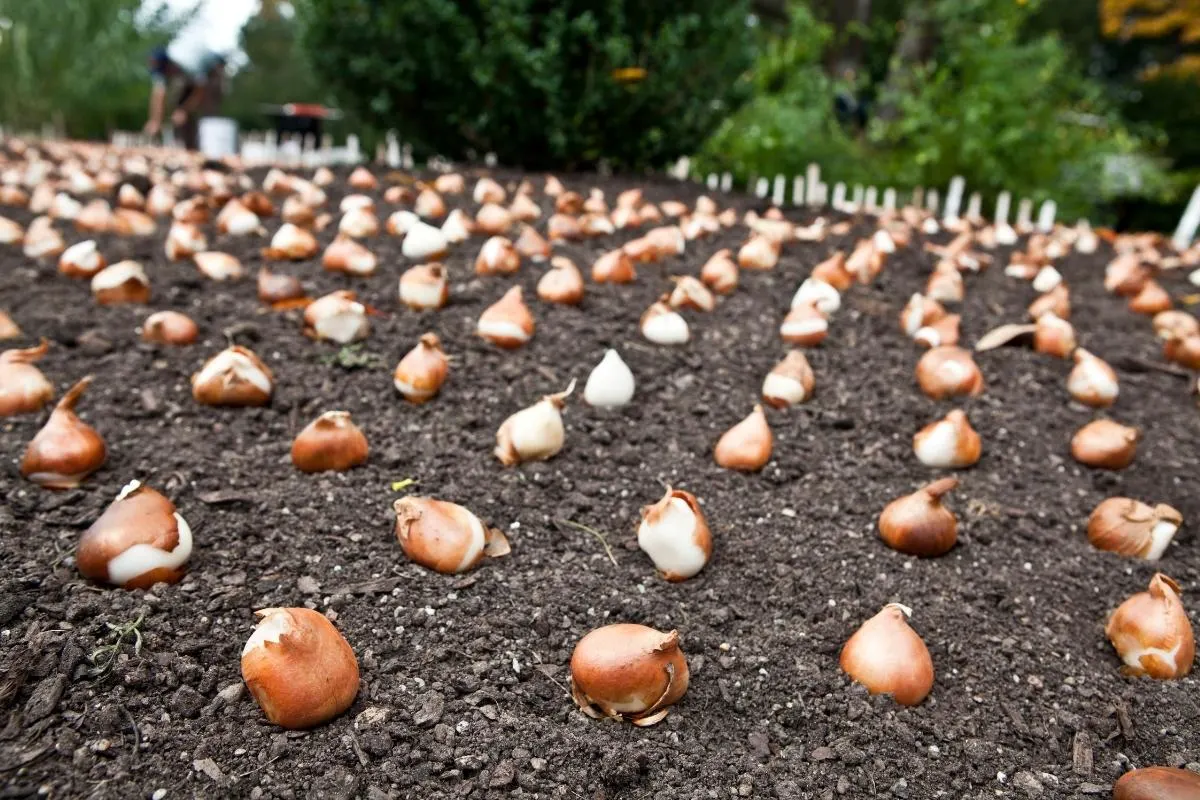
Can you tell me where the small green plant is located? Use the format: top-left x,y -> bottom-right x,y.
320,344 -> 384,371
89,612 -> 146,676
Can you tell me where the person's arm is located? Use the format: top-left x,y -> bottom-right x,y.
145,81 -> 166,135
172,81 -> 207,125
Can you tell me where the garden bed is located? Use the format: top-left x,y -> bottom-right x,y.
1,166 -> 1198,799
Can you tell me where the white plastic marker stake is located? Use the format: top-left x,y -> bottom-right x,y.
851,185 -> 864,211
943,176 -> 965,223
816,184 -> 829,206
865,187 -> 878,212
965,192 -> 982,222
832,183 -> 847,211
995,191 -> 1012,225
402,143 -> 415,169
1037,200 -> 1057,233
386,132 -> 401,167
926,189 -> 940,215
707,174 -> 719,190
1172,185 -> 1200,249
772,175 -> 786,207
721,173 -> 732,192
883,188 -> 897,211
912,187 -> 925,209
1016,198 -> 1034,231
755,177 -> 769,199
346,134 -> 361,163
792,176 -> 804,206
806,164 -> 821,206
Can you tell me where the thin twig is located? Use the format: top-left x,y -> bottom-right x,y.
553,519 -> 618,567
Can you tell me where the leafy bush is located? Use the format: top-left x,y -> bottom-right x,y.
697,0 -> 1170,223
295,0 -> 756,170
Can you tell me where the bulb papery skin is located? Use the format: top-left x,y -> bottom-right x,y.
495,382 -> 575,466
1088,498 -> 1183,561
791,278 -> 840,314
569,624 -> 689,726
1105,573 -> 1194,679
241,608 -> 360,730
393,496 -> 509,574
761,351 -> 814,408
913,410 -> 981,469
637,489 -> 712,581
840,603 -> 934,706
640,301 -> 689,345
584,350 -> 635,408
1067,349 -> 1119,408
477,286 -> 534,348
192,346 -> 274,407
1113,767 -> 1200,800
714,404 -> 773,472
393,333 -> 448,403
77,481 -> 193,588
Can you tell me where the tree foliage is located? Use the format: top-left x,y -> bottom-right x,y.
294,0 -> 756,170
0,0 -> 187,138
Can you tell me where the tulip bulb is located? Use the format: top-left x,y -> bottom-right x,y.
1071,419 -> 1138,470
1031,265 -> 1062,293
913,409 -> 981,469
900,294 -> 946,337
514,225 -> 550,261
393,495 -> 510,574
478,286 -> 534,348
847,240 -> 886,284
592,250 -> 636,284
192,251 -> 243,282
640,299 -> 689,345
495,380 -> 575,466
265,223 -> 318,260
20,376 -> 106,488
544,175 -> 566,197
1164,333 -> 1200,370
700,249 -> 739,294
347,166 -> 376,190
638,489 -> 712,581
1106,574 -> 1194,679
216,199 -> 262,236
812,252 -> 853,291
241,608 -> 360,729
926,266 -> 963,304
1088,498 -> 1182,560
914,314 -> 961,349
584,349 -> 635,408
537,256 -> 584,305
23,217 -> 65,259
413,187 -> 447,220
1067,348 -> 1118,408
475,236 -> 520,275
714,404 -> 773,471
570,624 -> 689,726
322,236 -> 377,276
475,203 -> 513,236
92,260 -> 150,305
0,311 -> 19,340
547,213 -> 583,242
791,278 -> 840,315
0,339 -> 54,416
142,311 -> 198,346
916,346 -> 984,399
780,303 -> 828,347
304,290 -> 369,344
879,478 -> 958,557
762,351 -> 814,408
473,177 -> 506,205
402,220 -> 449,261
164,221 -> 206,261
1034,313 -> 1076,358
432,173 -> 463,194
77,481 -> 192,588
257,266 -> 305,305
840,604 -> 934,705
439,208 -> 472,243
1154,310 -> 1199,341
59,240 -> 105,278
192,346 -> 274,407
0,215 -> 23,245
281,196 -> 315,227
337,207 -> 379,239
394,333 -> 448,403
291,411 -> 369,473
1028,284 -> 1071,320
1113,767 -> 1200,799
1129,280 -> 1172,315
737,236 -> 780,270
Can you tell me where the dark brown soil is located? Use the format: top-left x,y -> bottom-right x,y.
2,166 -> 1199,800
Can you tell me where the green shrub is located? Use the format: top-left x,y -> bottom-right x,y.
295,0 -> 756,170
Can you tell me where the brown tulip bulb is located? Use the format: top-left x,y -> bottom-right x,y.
570,624 -> 689,726
1105,573 -> 1194,679
840,603 -> 934,706
1071,419 -> 1138,470
77,481 -> 192,589
291,411 -> 369,473
878,478 -> 958,557
20,376 -> 106,488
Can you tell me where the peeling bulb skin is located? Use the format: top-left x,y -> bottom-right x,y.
638,488 -> 712,581
700,249 -> 738,294
737,236 -> 780,270
257,266 -> 305,305
402,221 -> 449,261
570,624 -> 689,725
1105,573 -> 1194,679
914,314 -> 960,349
474,236 -> 521,276
477,286 -> 535,348
394,333 -> 449,404
0,339 -> 54,416
241,608 -> 360,730
900,294 -> 946,338
77,481 -> 192,589
840,604 -> 934,706
399,264 -> 449,311
913,410 -> 981,469
714,404 -> 773,472
495,381 -> 575,466
1067,349 -> 1119,408
291,411 -> 369,473
915,347 -> 983,399
1088,498 -> 1182,560
141,311 -> 198,346
92,260 -> 151,305
592,250 -> 637,284
59,240 -> 106,278
1071,419 -> 1138,470
192,346 -> 274,407
537,257 -> 585,305
20,376 -> 107,489
584,350 -> 635,409
1033,313 -> 1076,358
791,278 -> 840,315
812,251 -> 853,291
780,303 -> 828,347
1113,767 -> 1200,799
668,276 -> 715,312
762,351 -> 814,408
393,496 -> 509,574
879,478 -> 958,557
303,291 -> 369,344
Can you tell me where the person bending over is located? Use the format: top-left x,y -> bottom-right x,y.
145,44 -> 226,151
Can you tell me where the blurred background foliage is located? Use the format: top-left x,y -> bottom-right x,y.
0,0 -> 1197,228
